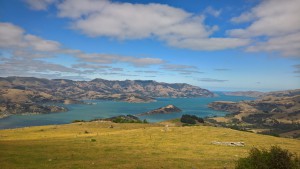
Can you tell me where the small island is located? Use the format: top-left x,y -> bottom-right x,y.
137,104 -> 182,116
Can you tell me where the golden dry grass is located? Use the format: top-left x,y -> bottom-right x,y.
0,121 -> 299,169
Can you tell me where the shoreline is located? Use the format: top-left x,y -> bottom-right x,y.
0,96 -> 253,130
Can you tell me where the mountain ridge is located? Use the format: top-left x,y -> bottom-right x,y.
0,76 -> 213,118
0,76 -> 214,98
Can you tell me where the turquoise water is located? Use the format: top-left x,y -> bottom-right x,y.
0,94 -> 255,129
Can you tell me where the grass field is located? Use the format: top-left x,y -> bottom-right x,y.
0,121 -> 299,169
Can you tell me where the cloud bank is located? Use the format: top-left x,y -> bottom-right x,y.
228,0 -> 300,57
24,0 -> 300,57
0,22 -> 164,79
55,0 -> 248,51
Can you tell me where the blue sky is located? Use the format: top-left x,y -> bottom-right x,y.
0,0 -> 299,91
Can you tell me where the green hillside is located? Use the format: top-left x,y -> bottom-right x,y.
0,122 -> 299,169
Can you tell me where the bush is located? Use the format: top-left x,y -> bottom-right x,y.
180,115 -> 196,124
112,117 -> 142,123
72,120 -> 85,123
236,146 -> 300,169
180,114 -> 204,124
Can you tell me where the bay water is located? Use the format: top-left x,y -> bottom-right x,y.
0,93 -> 255,129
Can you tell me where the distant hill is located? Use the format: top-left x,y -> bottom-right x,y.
223,91 -> 265,97
0,88 -> 68,118
0,76 -> 213,118
0,76 -> 214,99
265,89 -> 300,97
223,89 -> 300,98
208,89 -> 300,138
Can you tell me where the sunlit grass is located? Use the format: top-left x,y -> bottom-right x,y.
0,121 -> 299,169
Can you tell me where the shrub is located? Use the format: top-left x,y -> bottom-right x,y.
235,146 -> 300,169
180,114 -> 204,124
111,115 -> 143,123
90,139 -> 96,142
197,117 -> 204,123
72,120 -> 85,123
112,117 -> 142,123
231,118 -> 240,123
180,115 -> 196,124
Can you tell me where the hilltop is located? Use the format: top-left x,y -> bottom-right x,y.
0,121 -> 299,169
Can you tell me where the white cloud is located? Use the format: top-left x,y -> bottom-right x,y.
0,22 -> 61,55
162,64 -> 203,75
57,0 -> 109,19
25,0 -> 57,10
229,0 -> 300,37
198,78 -> 228,83
67,2 -> 205,39
167,37 -> 250,51
0,22 -> 25,49
246,32 -> 300,57
203,6 -> 221,17
230,12 -> 255,23
0,21 -> 165,80
57,0 -> 248,50
0,57 -> 81,75
228,0 -> 300,57
76,53 -> 164,66
163,64 -> 198,70
72,63 -> 111,70
24,35 -> 61,52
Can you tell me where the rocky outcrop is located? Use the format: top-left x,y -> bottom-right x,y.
211,141 -> 245,147
137,105 -> 182,116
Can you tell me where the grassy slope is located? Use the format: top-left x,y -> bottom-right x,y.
0,122 -> 299,169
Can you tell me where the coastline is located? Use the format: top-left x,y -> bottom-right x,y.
0,95 -> 252,130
